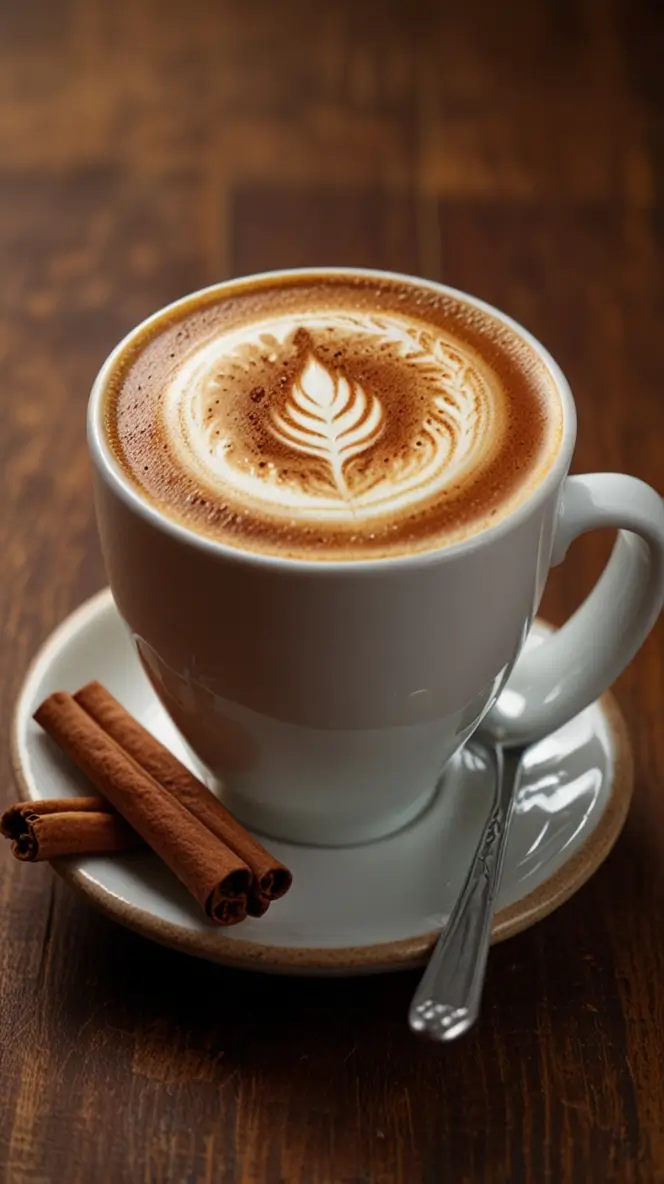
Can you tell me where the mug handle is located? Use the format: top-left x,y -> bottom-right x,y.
487,473 -> 664,743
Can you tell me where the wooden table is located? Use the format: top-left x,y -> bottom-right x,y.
1,2 -> 663,1180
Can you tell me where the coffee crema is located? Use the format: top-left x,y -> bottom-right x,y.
104,273 -> 563,560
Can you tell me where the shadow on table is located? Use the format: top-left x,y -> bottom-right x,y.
49,847 -> 634,1091
33,818 -> 656,1183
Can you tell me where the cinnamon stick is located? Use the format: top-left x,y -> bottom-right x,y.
246,894 -> 271,918
34,693 -> 252,925
1,798 -> 138,862
74,681 -> 292,902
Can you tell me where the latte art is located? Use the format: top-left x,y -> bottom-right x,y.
165,311 -> 496,528
105,272 -> 563,559
270,354 -> 384,503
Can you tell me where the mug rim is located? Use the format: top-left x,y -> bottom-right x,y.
88,266 -> 578,573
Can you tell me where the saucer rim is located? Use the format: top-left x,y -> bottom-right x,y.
10,588 -> 634,975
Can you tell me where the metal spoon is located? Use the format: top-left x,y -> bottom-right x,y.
408,735 -> 526,1042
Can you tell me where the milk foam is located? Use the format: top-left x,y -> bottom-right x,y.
107,272 -> 563,560
163,310 -> 497,525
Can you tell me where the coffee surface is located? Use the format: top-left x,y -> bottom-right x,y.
104,273 -> 563,560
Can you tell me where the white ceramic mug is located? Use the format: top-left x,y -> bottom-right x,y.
89,269 -> 664,845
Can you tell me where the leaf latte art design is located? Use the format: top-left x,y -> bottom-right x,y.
164,308 -> 499,527
270,356 -> 384,498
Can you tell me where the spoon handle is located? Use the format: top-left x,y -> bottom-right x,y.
408,743 -> 522,1042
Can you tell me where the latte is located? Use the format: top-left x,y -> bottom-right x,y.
104,272 -> 563,560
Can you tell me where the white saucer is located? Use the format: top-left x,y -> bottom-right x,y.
10,589 -> 633,976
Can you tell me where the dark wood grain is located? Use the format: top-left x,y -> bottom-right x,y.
1,1 -> 663,1181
